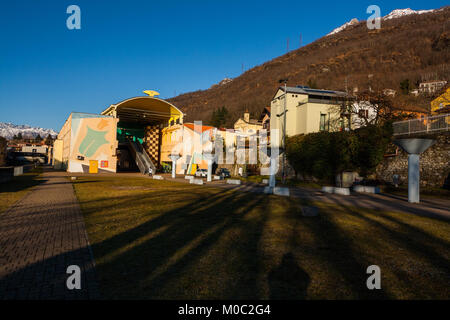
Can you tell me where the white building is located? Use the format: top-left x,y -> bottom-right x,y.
419,80 -> 447,94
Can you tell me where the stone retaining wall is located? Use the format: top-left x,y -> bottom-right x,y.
376,133 -> 450,188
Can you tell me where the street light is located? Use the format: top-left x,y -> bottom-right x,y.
279,78 -> 288,184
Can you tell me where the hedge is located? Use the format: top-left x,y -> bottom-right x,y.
286,124 -> 392,183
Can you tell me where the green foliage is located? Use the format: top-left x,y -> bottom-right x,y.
286,124 -> 392,183
399,79 -> 410,95
353,123 -> 393,177
210,106 -> 229,128
44,134 -> 54,146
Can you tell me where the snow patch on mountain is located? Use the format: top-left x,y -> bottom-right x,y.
327,18 -> 359,36
0,122 -> 58,140
383,8 -> 435,20
211,77 -> 233,88
327,8 -> 436,36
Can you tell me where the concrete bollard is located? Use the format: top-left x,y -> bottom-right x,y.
353,185 -> 365,193
13,166 -> 24,177
226,179 -> 242,185
273,187 -> 290,197
263,186 -> 273,194
353,185 -> 380,194
153,175 -> 164,180
333,187 -> 350,195
321,186 -> 334,193
190,178 -> 204,185
185,175 -> 194,180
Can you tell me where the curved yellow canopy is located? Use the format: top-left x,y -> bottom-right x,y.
101,96 -> 184,124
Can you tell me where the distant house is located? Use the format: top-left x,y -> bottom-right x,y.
419,80 -> 447,94
21,145 -> 48,155
260,106 -> 271,131
270,86 -> 350,145
234,110 -> 262,135
351,101 -> 378,129
383,89 -> 397,97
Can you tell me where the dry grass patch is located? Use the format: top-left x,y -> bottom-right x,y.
73,175 -> 450,299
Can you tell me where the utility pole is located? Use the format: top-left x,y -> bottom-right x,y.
279,78 -> 288,184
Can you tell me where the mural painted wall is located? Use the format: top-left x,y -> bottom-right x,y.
55,113 -> 118,173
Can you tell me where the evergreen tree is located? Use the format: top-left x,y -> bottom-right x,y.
400,79 -> 410,95
35,134 -> 43,142
17,132 -> 23,140
44,134 -> 54,146
210,106 -> 229,128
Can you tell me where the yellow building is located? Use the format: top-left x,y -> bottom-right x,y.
431,87 -> 450,114
234,110 -> 263,134
161,123 -> 216,174
270,86 -> 350,146
54,93 -> 185,173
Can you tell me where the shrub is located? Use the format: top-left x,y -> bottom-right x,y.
286,123 -> 392,183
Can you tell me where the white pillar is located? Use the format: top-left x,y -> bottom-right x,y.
203,153 -> 215,182
408,154 -> 420,203
269,157 -> 276,188
169,155 -> 180,179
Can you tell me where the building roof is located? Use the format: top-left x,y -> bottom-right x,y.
183,123 -> 215,133
101,96 -> 184,124
275,86 -> 349,100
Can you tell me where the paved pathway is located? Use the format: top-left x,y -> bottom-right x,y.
0,170 -> 99,300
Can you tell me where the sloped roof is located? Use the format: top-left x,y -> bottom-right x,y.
183,123 -> 215,133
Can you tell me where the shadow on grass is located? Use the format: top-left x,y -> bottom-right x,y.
0,169 -> 44,194
81,188 -> 270,299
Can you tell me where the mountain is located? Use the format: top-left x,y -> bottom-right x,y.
0,122 -> 58,140
384,8 -> 435,20
168,6 -> 449,127
327,18 -> 359,36
328,8 -> 438,36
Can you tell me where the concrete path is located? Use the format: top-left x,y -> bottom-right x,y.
0,170 -> 99,300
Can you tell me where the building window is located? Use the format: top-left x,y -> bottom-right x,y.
358,109 -> 369,119
320,114 -> 326,131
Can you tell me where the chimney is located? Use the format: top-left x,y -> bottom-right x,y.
244,109 -> 250,123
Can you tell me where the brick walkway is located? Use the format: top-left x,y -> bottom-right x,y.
0,170 -> 100,299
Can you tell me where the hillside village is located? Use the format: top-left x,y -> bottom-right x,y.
1,3 -> 449,302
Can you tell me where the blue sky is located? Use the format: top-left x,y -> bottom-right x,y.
0,0 -> 447,130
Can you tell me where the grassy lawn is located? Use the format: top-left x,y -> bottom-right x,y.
73,175 -> 450,299
0,167 -> 43,214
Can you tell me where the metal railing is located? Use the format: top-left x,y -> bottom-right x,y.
393,113 -> 450,136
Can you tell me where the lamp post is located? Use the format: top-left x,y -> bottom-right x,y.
279,78 -> 288,184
